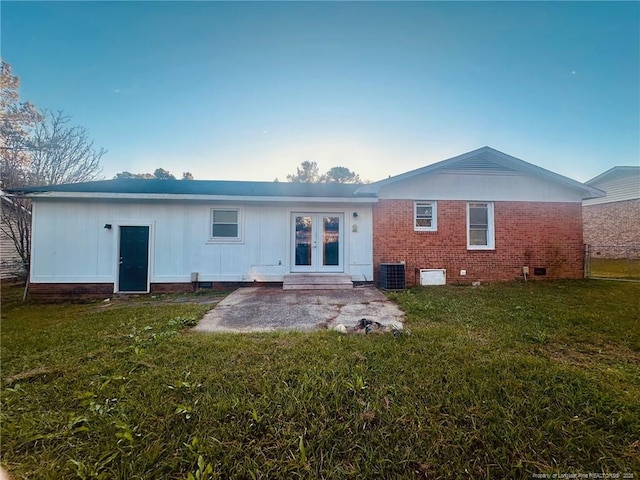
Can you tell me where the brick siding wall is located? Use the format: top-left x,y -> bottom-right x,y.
373,200 -> 584,285
27,283 -> 115,301
582,199 -> 640,247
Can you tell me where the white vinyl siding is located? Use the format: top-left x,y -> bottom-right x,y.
467,202 -> 494,250
414,201 -> 437,231
29,201 -> 374,284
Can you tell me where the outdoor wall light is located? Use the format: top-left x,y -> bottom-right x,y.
352,212 -> 358,218
104,224 -> 112,230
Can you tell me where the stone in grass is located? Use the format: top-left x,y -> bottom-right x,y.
333,324 -> 348,334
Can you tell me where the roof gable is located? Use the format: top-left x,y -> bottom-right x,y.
585,166 -> 640,187
356,146 -> 604,200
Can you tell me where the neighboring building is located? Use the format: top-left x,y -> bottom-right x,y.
0,193 -> 27,279
9,147 -> 603,299
582,166 -> 640,248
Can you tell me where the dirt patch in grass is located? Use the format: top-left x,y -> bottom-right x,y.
4,366 -> 65,385
92,293 -> 225,311
542,342 -> 640,368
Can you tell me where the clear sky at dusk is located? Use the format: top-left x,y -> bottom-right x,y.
2,1 -> 638,183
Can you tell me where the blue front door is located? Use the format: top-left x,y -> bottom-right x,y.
118,226 -> 149,292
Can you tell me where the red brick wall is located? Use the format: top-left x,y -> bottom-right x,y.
149,283 -> 194,294
373,200 -> 584,285
582,199 -> 640,247
27,283 -> 114,301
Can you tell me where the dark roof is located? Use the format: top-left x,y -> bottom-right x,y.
8,179 -> 374,198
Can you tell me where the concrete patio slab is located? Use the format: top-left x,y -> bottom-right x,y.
191,286 -> 405,333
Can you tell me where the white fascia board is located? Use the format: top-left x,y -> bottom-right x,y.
25,192 -> 378,203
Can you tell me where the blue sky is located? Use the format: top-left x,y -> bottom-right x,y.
2,1 -> 638,183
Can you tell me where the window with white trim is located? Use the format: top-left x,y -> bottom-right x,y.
210,208 -> 242,242
467,202 -> 494,250
414,201 -> 437,231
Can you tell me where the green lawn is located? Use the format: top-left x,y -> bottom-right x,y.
1,281 -> 639,479
590,257 -> 640,280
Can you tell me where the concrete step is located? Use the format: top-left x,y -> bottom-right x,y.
283,274 -> 353,290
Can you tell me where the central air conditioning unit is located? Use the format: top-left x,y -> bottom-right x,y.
420,269 -> 446,285
379,263 -> 406,290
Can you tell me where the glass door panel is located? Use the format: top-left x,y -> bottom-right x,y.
294,215 -> 313,267
322,216 -> 340,266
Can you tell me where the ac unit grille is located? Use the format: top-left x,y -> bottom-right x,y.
379,263 -> 405,290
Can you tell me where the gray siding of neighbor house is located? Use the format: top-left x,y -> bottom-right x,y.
1,205 -> 25,278
583,170 -> 640,206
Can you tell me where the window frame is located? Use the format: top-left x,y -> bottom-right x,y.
466,202 -> 495,250
414,201 -> 437,232
209,207 -> 243,243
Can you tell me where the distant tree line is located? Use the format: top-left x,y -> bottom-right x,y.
114,168 -> 194,180
283,161 -> 363,183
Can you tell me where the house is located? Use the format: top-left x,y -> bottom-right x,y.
8,147 -> 603,299
582,166 -> 640,250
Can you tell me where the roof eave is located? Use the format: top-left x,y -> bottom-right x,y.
18,191 -> 378,203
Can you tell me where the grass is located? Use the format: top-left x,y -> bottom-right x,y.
1,280 -> 639,479
590,257 -> 640,280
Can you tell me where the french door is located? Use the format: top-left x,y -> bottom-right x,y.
291,213 -> 344,273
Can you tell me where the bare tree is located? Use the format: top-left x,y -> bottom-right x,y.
1,60 -> 43,190
0,61 -> 106,278
1,61 -> 41,277
27,110 -> 105,186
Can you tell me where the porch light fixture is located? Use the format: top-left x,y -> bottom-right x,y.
104,224 -> 112,230
352,212 -> 358,218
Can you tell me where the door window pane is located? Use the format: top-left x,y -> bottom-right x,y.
295,216 -> 312,266
323,216 -> 340,266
